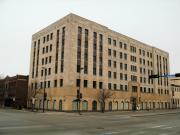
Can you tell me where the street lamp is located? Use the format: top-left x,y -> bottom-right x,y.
42,67 -> 47,113
77,67 -> 84,115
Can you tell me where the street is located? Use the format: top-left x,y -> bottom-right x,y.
0,109 -> 180,135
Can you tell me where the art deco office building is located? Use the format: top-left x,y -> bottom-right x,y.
28,13 -> 171,111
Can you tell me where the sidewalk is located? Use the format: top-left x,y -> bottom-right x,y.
1,107 -> 180,117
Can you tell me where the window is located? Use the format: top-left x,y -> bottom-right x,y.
108,71 -> 111,78
113,50 -> 116,57
113,72 -> 117,79
124,64 -> 127,70
99,82 -> 103,89
54,80 -> 57,87
120,73 -> 123,80
45,57 -> 48,64
60,79 -> 63,87
108,83 -> 112,89
119,42 -> 122,48
49,56 -> 51,63
108,49 -> 111,56
50,44 -> 52,51
120,52 -> 123,59
48,81 -> 51,88
47,35 -> 49,42
113,40 -> 116,46
48,68 -> 51,75
119,63 -> 123,70
76,79 -> 80,87
46,46 -> 48,53
42,58 -> 44,65
124,53 -> 127,60
43,47 -> 45,54
113,61 -> 116,68
43,36 -> 46,43
125,85 -> 128,91
124,74 -> 127,80
108,38 -> 111,44
120,85 -> 123,90
124,43 -> 127,49
108,60 -> 111,67
113,84 -> 117,90
50,33 -> 53,40
93,81 -> 96,89
84,80 -> 88,88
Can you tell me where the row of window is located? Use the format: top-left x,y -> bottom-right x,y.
42,56 -> 52,65
31,79 -> 63,90
108,38 -> 127,50
108,60 -> 128,70
43,33 -> 53,43
42,44 -> 52,54
108,83 -> 128,91
108,71 -> 128,80
108,49 -> 128,60
139,49 -> 152,58
140,87 -> 154,93
158,89 -> 169,95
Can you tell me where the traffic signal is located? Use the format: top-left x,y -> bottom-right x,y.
149,74 -> 159,79
175,73 -> 180,77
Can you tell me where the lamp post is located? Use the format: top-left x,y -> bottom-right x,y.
77,67 -> 84,115
42,67 -> 47,113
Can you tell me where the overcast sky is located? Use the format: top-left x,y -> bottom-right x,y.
0,0 -> 179,77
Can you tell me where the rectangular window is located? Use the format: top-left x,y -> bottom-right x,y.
84,80 -> 88,88
99,82 -> 103,89
113,61 -> 116,68
120,73 -> 123,80
108,38 -> 111,44
108,71 -> 111,78
113,40 -> 116,46
54,80 -> 57,87
93,81 -> 96,89
108,49 -> 111,56
48,81 -> 51,88
119,42 -> 122,48
50,33 -> 53,40
60,79 -> 63,87
108,60 -> 111,67
108,83 -> 111,89
114,84 -> 117,90
76,79 -> 80,87
48,68 -> 51,75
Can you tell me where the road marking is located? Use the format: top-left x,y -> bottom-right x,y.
130,131 -> 145,135
103,131 -> 120,135
0,125 -> 50,130
151,125 -> 166,128
162,126 -> 173,129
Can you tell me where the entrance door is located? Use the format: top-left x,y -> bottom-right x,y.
92,101 -> 97,111
131,97 -> 137,111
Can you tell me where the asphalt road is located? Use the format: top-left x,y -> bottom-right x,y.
0,109 -> 180,135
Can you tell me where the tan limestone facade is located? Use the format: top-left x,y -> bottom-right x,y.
28,13 -> 171,111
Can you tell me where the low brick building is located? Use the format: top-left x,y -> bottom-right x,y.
0,75 -> 28,108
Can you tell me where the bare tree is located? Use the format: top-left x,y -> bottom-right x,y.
98,89 -> 115,113
29,83 -> 42,111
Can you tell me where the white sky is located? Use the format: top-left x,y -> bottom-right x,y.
0,0 -> 180,76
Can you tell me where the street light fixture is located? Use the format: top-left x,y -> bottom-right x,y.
42,67 -> 47,113
77,67 -> 84,115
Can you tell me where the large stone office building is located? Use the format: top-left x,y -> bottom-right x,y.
28,13 -> 171,111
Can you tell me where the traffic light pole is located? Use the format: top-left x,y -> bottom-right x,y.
149,73 -> 180,79
42,67 -> 47,113
77,68 -> 83,115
